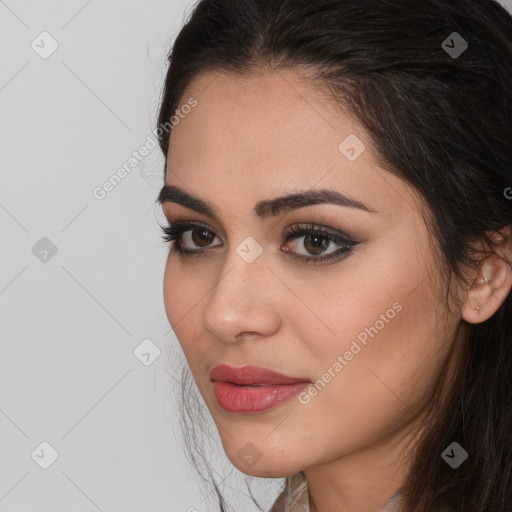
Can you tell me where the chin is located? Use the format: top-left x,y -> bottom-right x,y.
219,437 -> 307,478
230,457 -> 300,479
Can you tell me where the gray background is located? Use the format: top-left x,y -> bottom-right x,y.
0,1 -> 511,511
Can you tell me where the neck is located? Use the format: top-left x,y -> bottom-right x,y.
304,419 -> 419,512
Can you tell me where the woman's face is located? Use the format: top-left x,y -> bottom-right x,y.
160,69 -> 461,479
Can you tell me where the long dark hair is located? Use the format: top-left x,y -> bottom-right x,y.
156,1 -> 512,510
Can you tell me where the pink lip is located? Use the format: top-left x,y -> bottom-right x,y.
210,365 -> 310,413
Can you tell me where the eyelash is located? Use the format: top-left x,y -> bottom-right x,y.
159,221 -> 357,265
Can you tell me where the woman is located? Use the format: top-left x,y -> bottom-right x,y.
155,0 -> 512,510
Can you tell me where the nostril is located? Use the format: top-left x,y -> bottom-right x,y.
234,331 -> 265,341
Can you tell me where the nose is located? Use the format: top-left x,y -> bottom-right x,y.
201,249 -> 281,343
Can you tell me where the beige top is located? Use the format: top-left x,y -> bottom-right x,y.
269,486 -> 406,512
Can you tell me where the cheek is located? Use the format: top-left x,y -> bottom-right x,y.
295,241 -> 448,401
163,257 -> 219,386
295,271 -> 450,444
163,259 -> 184,324
302,230 -> 441,369
163,259 -> 203,355
163,254 -> 210,322
288,315 -> 443,464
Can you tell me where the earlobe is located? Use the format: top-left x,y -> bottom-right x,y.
462,253 -> 512,324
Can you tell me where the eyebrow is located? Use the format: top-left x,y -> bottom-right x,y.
157,184 -> 377,220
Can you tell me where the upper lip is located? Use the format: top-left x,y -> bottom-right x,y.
210,365 -> 310,386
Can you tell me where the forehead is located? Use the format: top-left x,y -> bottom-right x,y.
168,68 -> 363,165
165,69 -> 422,223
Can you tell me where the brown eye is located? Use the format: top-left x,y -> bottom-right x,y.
282,224 -> 357,264
303,234 -> 330,255
286,232 -> 340,257
178,226 -> 222,250
191,228 -> 216,248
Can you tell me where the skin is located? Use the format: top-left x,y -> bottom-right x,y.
160,68 -> 512,512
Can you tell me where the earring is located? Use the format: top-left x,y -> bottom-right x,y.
475,306 -> 481,313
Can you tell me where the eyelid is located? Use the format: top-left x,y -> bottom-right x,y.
161,220 -> 223,245
162,210 -> 225,239
283,222 -> 355,242
162,219 -> 354,243
162,214 -> 354,240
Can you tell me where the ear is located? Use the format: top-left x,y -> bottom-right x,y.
462,230 -> 512,324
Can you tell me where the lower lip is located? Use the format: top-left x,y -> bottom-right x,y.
212,381 -> 310,413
